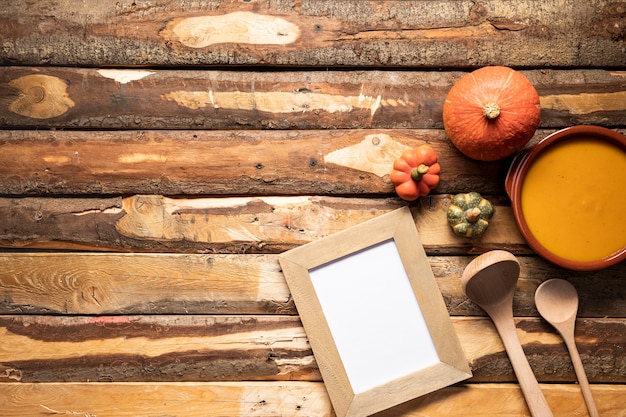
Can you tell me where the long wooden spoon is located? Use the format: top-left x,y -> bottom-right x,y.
461,250 -> 553,417
535,279 -> 600,417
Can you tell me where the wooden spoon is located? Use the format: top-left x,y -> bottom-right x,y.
535,279 -> 600,417
461,250 -> 553,417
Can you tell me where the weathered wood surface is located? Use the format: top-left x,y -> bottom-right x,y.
2,1 -> 626,416
0,129 -> 506,196
0,314 -> 623,384
1,67 -> 625,130
2,128 -> 626,196
1,253 -> 624,318
1,382 -> 624,417
0,0 -> 624,68
0,195 -> 528,253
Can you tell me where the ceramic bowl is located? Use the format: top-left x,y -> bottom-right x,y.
505,125 -> 626,270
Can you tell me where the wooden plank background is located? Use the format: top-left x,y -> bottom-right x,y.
1,0 -> 625,416
0,0 -> 624,67
2,68 -> 625,130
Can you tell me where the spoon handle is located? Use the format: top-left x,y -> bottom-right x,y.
492,314 -> 553,417
563,336 -> 600,417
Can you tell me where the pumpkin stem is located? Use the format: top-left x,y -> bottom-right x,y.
466,207 -> 482,223
482,102 -> 501,120
411,164 -> 430,181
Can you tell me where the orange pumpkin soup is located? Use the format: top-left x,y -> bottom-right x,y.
521,137 -> 626,262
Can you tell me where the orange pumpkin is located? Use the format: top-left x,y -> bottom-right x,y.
390,145 -> 440,201
442,66 -> 540,161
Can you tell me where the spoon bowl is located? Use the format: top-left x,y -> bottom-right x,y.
462,250 -> 553,417
535,278 -> 578,324
535,279 -> 599,417
461,250 -> 520,308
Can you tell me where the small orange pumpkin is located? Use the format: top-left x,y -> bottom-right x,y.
442,66 -> 540,161
390,145 -> 440,201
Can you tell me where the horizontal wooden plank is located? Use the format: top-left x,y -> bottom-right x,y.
0,315 -> 624,384
0,253 -> 291,315
0,0 -> 624,68
0,195 -> 529,254
1,253 -> 624,318
3,128 -> 626,196
0,382 -> 624,417
1,67 -> 625,129
0,314 -> 316,383
0,128 -> 514,196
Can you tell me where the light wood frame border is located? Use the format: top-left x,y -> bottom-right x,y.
278,207 -> 471,417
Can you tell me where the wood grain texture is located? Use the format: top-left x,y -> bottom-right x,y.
0,315 -> 624,383
0,195 -> 527,253
0,129 -> 505,196
1,382 -> 624,417
0,254 -> 624,317
0,253 -> 291,315
0,0 -> 624,67
1,1 -> 625,414
1,67 -> 625,129
0,382 -> 330,417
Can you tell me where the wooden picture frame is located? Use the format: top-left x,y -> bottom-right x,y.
278,207 -> 471,417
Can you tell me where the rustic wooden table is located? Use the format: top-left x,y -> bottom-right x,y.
1,1 -> 625,416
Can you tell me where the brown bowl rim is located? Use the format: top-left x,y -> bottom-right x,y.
505,125 -> 626,271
